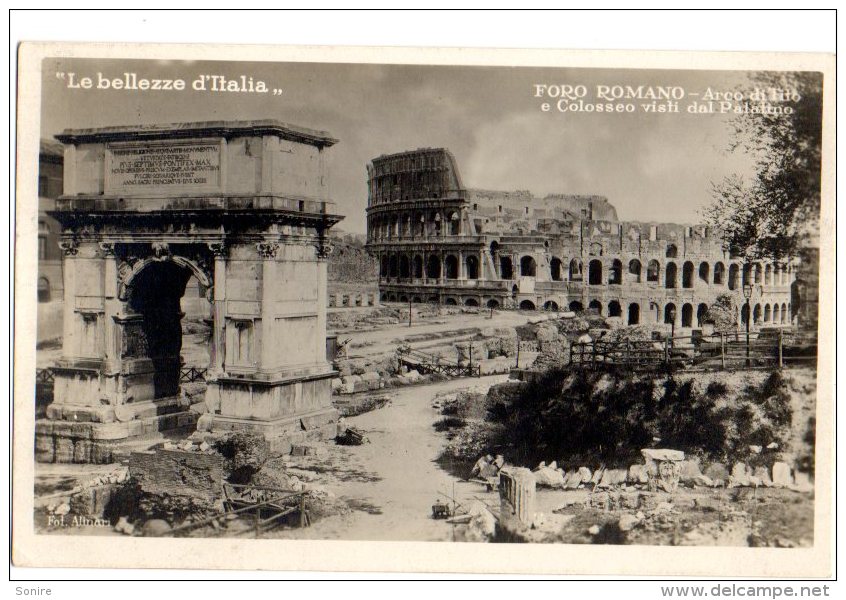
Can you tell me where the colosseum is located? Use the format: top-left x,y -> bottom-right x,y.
365,148 -> 797,331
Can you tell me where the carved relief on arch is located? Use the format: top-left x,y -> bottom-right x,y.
116,245 -> 214,302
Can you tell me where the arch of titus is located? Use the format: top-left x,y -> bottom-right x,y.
36,120 -> 342,463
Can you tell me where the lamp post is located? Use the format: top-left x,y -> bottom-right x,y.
743,282 -> 753,367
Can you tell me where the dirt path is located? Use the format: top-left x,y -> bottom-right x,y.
276,375 -> 509,541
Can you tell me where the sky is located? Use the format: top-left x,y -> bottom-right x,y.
39,57 -> 762,234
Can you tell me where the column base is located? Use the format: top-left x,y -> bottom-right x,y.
36,397 -> 200,464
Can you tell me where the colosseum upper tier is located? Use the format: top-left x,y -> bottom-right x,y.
365,148 -> 796,330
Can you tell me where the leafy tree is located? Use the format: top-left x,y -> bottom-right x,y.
705,72 -> 823,261
704,293 -> 738,332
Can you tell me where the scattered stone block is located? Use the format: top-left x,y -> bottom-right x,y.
772,461 -> 793,487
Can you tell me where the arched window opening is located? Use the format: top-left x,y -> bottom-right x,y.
550,257 -> 563,281
698,262 -> 710,284
728,264 -> 739,290
697,303 -> 708,327
628,259 -> 642,283
608,300 -> 622,318
647,260 -> 660,283
466,255 -> 480,280
664,303 -> 677,325
569,258 -> 583,281
609,259 -> 622,285
665,262 -> 677,289
520,255 -> 537,277
588,260 -> 603,285
588,299 -> 602,314
445,255 -> 459,280
682,261 -> 694,288
627,303 -> 640,325
399,255 -> 410,279
500,256 -> 513,280
666,244 -> 678,258
681,303 -> 693,327
714,262 -> 725,285
426,255 -> 441,279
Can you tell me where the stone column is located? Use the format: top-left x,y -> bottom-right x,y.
100,243 -> 119,372
59,239 -> 78,359
208,242 -> 227,376
258,241 -> 279,371
315,239 -> 331,363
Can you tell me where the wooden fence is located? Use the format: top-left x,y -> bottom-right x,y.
571,329 -> 817,371
397,347 -> 481,378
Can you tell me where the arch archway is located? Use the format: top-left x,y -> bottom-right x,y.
426,255 -> 441,279
608,300 -> 622,318
500,256 -> 514,280
569,258 -> 583,281
647,260 -> 660,283
550,257 -> 563,281
444,297 -> 458,306
486,299 -> 500,309
628,259 -> 642,283
627,303 -> 640,325
126,260 -> 200,400
444,255 -> 459,279
588,259 -> 603,285
714,262 -> 725,285
465,298 -> 479,307
666,244 -> 678,258
728,264 -> 740,290
388,255 -> 398,278
773,303 -> 781,324
681,303 -> 693,327
764,303 -> 771,323
588,299 -> 602,314
520,255 -> 537,277
682,261 -> 694,288
519,299 -> 536,311
698,262 -> 710,285
466,255 -> 480,280
665,262 -> 677,289
412,255 -> 424,279
609,259 -> 622,285
399,255 -> 410,279
569,300 -> 583,312
664,302 -> 677,325
543,300 -> 559,311
697,303 -> 708,327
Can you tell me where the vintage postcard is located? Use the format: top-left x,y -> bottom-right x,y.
12,42 -> 835,576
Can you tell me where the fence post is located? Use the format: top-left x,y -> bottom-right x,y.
720,332 -> 726,369
299,493 -> 307,528
592,342 -> 597,370
254,506 -> 260,538
778,328 -> 784,368
664,338 -> 669,365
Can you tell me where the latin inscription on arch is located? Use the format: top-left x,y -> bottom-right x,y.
105,140 -> 222,195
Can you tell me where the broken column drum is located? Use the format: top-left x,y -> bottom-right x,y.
38,120 -> 343,462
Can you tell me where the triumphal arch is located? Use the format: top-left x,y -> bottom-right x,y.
36,120 -> 342,463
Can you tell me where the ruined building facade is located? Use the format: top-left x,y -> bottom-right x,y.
365,148 -> 797,331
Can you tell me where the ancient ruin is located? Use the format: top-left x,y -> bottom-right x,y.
37,120 -> 342,463
366,148 -> 797,331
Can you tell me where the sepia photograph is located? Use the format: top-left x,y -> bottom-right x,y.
12,39 -> 834,577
